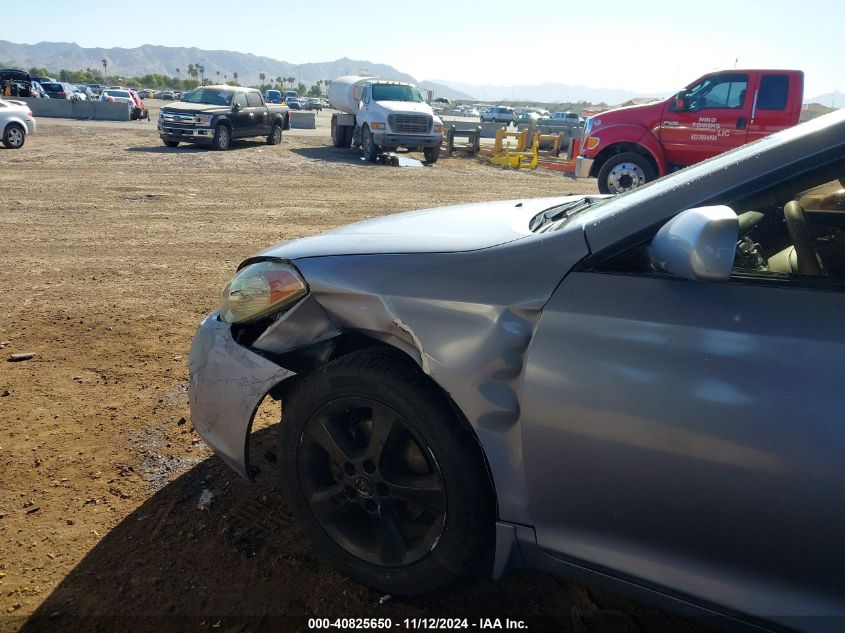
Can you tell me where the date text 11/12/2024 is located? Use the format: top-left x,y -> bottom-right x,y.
308,618 -> 528,630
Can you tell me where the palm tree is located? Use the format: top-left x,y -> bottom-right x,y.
259,72 -> 266,86
233,72 -> 239,86
187,64 -> 195,82
198,64 -> 205,85
101,58 -> 108,81
216,70 -> 220,84
175,67 -> 181,81
275,75 -> 282,89
224,73 -> 228,83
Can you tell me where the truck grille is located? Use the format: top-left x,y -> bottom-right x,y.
389,114 -> 431,134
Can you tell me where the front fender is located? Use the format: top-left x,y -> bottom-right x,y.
588,123 -> 668,177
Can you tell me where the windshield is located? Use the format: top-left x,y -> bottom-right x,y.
181,88 -> 233,106
371,84 -> 423,102
104,90 -> 131,98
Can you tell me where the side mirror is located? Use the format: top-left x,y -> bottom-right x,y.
232,102 -> 240,112
674,90 -> 687,111
649,206 -> 738,282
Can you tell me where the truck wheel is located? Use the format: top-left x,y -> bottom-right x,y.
597,152 -> 654,194
163,140 -> 180,148
362,126 -> 379,162
211,124 -> 230,151
2,123 -> 25,149
423,145 -> 440,164
278,350 -> 495,595
331,117 -> 342,147
268,122 -> 283,145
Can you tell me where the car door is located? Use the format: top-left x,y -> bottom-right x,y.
746,73 -> 796,143
231,92 -> 251,137
246,91 -> 268,135
659,72 -> 751,167
521,198 -> 845,617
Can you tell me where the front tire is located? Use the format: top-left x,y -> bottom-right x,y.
361,125 -> 379,163
597,152 -> 655,194
211,124 -> 230,151
423,145 -> 440,164
279,350 -> 494,595
2,123 -> 25,149
162,140 -> 180,148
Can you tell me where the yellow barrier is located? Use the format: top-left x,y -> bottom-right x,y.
489,128 -> 539,169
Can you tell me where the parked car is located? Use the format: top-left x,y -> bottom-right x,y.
0,98 -> 36,148
30,81 -> 48,98
264,89 -> 282,104
0,69 -> 36,98
41,81 -> 76,99
480,105 -> 514,124
286,98 -> 302,110
73,85 -> 96,100
305,97 -> 322,111
189,109 -> 845,631
99,89 -> 135,119
159,90 -> 175,100
158,85 -> 290,150
87,83 -> 103,96
31,76 -> 55,86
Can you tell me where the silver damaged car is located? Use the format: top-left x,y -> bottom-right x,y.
189,110 -> 845,632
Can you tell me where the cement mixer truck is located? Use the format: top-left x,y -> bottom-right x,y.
328,75 -> 445,164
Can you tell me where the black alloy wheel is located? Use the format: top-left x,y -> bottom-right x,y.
298,397 -> 446,567
279,350 -> 494,594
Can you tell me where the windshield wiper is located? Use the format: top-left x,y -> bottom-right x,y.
531,197 -> 601,232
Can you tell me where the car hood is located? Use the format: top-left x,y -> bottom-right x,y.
255,195 -> 587,261
161,101 -> 231,114
372,101 -> 434,115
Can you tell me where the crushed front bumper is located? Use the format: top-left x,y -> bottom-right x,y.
188,311 -> 294,479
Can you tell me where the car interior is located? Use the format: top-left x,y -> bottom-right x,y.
598,157 -> 845,281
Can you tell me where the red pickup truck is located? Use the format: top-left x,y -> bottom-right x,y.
575,69 -> 804,193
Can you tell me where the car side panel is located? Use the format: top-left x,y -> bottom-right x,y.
521,271 -> 845,623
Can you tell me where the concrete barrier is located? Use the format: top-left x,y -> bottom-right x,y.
290,111 -> 315,129
480,121 -> 507,138
21,97 -> 132,121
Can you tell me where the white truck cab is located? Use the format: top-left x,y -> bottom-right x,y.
328,76 -> 444,164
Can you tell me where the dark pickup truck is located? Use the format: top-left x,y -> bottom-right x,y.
158,85 -> 290,150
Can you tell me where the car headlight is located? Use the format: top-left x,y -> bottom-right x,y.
370,122 -> 386,130
219,261 -> 308,323
197,114 -> 213,126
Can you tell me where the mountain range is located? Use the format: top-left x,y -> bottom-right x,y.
1,41 -> 842,107
0,40 -> 473,101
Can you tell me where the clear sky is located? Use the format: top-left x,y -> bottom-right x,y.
15,0 -> 842,98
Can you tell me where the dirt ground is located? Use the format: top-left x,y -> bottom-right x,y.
0,118 -> 717,633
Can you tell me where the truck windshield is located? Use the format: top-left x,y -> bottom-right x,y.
181,89 -> 233,106
372,84 -> 423,102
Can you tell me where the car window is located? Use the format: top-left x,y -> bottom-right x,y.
595,156 -> 845,286
234,93 -> 248,108
684,74 -> 748,111
758,74 -> 790,111
246,92 -> 263,107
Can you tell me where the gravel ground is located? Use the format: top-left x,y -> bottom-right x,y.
0,118 -> 717,633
